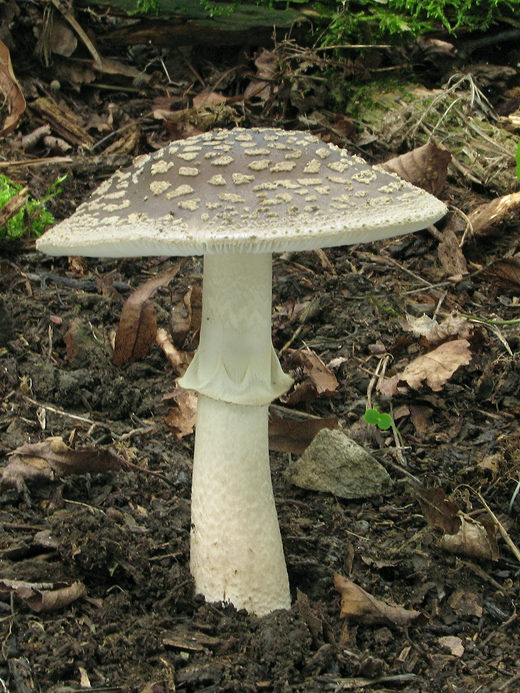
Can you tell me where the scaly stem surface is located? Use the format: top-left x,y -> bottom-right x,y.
190,394 -> 291,614
179,253 -> 292,614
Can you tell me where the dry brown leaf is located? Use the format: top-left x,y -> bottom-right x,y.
0,579 -> 86,612
482,256 -> 520,288
404,313 -> 474,346
163,390 -> 198,440
155,327 -> 191,374
417,487 -> 499,561
17,581 -> 86,613
192,92 -> 228,108
379,142 -> 451,196
244,48 -> 278,103
46,17 -> 78,57
437,226 -> 468,277
448,589 -> 483,618
439,516 -> 499,561
0,39 -> 26,137
297,349 -> 339,395
113,265 -> 182,365
334,574 -> 421,627
417,487 -> 462,535
282,348 -> 339,404
268,412 -> 338,454
379,339 -> 472,395
468,192 -> 520,236
296,589 -> 324,641
54,61 -> 96,87
408,404 -> 432,438
1,437 -> 122,494
477,453 -> 502,481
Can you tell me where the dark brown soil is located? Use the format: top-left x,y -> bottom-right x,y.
2,238 -> 520,693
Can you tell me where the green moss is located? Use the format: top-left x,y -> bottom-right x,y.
0,174 -> 66,240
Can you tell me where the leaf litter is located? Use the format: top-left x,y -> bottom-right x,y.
1,5 -> 520,692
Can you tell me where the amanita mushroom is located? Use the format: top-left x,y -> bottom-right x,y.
37,128 -> 447,615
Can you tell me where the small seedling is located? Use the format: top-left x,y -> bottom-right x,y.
364,406 -> 406,452
364,406 -> 394,430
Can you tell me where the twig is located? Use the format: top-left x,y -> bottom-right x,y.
0,157 -> 73,169
51,0 -> 103,70
23,397 -> 92,425
476,492 -> 520,565
121,459 -> 173,486
386,257 -> 434,287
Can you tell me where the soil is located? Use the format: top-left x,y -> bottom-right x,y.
1,5 -> 520,693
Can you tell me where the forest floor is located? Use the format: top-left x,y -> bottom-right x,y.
1,3 -> 520,692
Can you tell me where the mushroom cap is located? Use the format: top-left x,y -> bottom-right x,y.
37,128 -> 447,257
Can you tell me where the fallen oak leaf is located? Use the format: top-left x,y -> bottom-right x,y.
1,437 -> 122,494
417,487 -> 499,561
416,487 -> 461,535
481,255 -> 520,289
0,39 -> 26,137
448,589 -> 483,618
17,581 -> 86,613
403,313 -> 474,347
163,389 -> 198,440
282,348 -> 339,404
334,574 -> 421,627
0,579 -> 86,612
113,264 -> 184,365
379,339 -> 472,396
192,91 -> 228,108
440,516 -> 499,561
437,225 -> 468,278
379,142 -> 451,196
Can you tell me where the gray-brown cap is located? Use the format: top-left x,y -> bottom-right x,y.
36,128 -> 447,257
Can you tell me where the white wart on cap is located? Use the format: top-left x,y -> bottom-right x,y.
37,128 -> 447,258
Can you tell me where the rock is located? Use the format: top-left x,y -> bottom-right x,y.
285,428 -> 392,499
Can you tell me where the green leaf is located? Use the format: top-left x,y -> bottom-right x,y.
376,412 -> 394,430
364,408 -> 382,425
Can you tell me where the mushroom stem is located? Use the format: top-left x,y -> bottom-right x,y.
178,252 -> 293,406
178,252 -> 293,614
190,394 -> 291,615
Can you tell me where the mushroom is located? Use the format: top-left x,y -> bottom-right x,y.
36,128 -> 447,616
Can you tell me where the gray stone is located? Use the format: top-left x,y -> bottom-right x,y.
285,428 -> 393,499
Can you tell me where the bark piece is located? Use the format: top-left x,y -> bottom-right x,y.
30,97 -> 95,148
